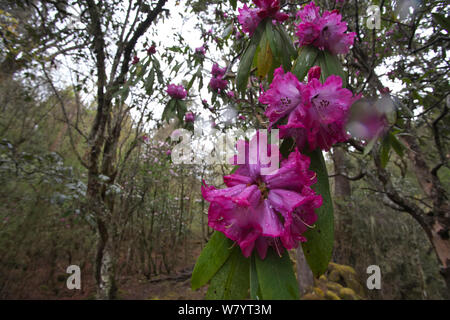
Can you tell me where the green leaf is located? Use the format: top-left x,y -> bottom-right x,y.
317,53 -> 328,83
278,30 -> 295,71
230,165 -> 239,174
276,25 -> 297,59
266,23 -> 290,72
205,247 -> 250,300
144,69 -> 155,95
120,86 -> 130,100
322,51 -> 347,87
380,135 -> 391,168
230,0 -> 237,10
389,132 -> 404,158
291,45 -> 319,81
249,253 -> 260,300
175,100 -> 188,123
432,13 -> 450,32
187,68 -> 201,91
211,91 -> 218,104
265,22 -> 281,62
153,59 -> 164,84
162,98 -> 176,122
256,31 -> 273,79
301,149 -> 334,277
255,248 -> 299,300
191,231 -> 234,290
222,23 -> 233,40
171,61 -> 183,75
236,23 -> 264,94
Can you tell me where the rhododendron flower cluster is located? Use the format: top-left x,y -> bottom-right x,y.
202,133 -> 322,259
295,2 -> 355,55
147,45 -> 156,55
184,112 -> 195,123
209,77 -> 228,92
227,91 -> 235,99
166,84 -> 187,100
211,63 -> 226,77
259,66 -> 360,151
238,0 -> 289,36
195,1 -> 362,262
195,45 -> 206,55
209,63 -> 228,93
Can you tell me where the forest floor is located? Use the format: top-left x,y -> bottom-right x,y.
119,238 -> 208,300
119,275 -> 207,300
3,234 -> 209,299
115,237 -> 208,300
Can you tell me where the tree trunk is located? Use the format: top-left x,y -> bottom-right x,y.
95,218 -> 117,300
331,147 -> 353,264
399,128 -> 450,292
427,218 -> 450,292
332,147 -> 351,197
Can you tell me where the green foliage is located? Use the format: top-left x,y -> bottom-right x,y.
236,23 -> 264,94
291,45 -> 319,81
302,149 -> 334,277
432,13 -> 450,32
191,231 -> 233,290
255,248 -> 299,300
249,254 -> 260,300
205,246 -> 250,300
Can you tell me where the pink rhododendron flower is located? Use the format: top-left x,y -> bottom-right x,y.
259,67 -> 308,128
227,91 -> 235,98
283,74 -> 359,151
166,84 -> 187,99
202,132 -> 322,259
238,4 -> 262,36
260,67 -> 360,151
184,112 -> 195,122
254,0 -> 289,21
195,45 -> 206,55
295,2 -> 355,55
296,1 -> 321,21
211,63 -> 227,78
238,1 -> 288,36
209,76 -> 228,93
